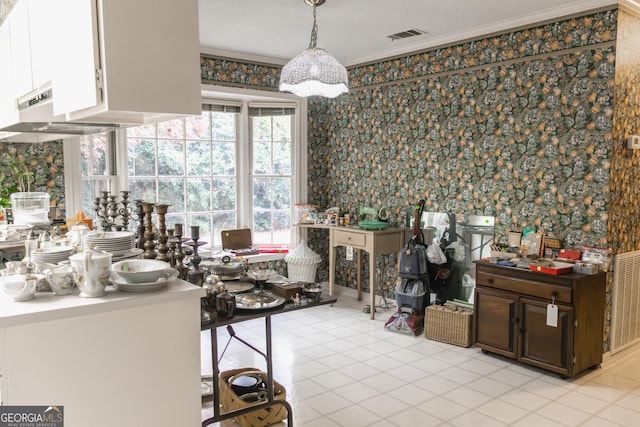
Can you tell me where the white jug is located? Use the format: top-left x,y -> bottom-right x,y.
68,224 -> 89,249
69,251 -> 112,297
44,264 -> 75,296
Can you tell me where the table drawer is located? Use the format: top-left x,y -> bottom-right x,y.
477,272 -> 572,304
333,230 -> 366,247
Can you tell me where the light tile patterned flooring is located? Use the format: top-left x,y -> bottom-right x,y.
201,286 -> 640,426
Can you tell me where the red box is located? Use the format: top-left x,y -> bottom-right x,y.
530,261 -> 574,275
558,249 -> 581,260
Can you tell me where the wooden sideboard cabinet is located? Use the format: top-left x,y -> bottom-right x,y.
473,262 -> 606,378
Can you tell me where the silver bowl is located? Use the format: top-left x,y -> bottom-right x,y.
245,269 -> 278,282
302,282 -> 323,302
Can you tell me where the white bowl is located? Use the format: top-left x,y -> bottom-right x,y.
111,259 -> 171,283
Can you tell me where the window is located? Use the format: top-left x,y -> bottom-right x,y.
65,88 -> 307,251
126,106 -> 241,248
64,132 -> 117,218
249,106 -> 295,246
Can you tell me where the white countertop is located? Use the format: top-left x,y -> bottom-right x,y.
0,278 -> 205,328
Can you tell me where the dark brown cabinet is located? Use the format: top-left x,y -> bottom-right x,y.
474,262 -> 605,378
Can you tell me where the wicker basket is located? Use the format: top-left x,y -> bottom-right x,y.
219,368 -> 287,427
424,304 -> 473,347
285,240 -> 321,283
287,262 -> 318,283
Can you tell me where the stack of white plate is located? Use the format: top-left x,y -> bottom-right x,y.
84,231 -> 136,256
31,246 -> 76,264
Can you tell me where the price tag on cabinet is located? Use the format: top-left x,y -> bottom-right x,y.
546,304 -> 558,327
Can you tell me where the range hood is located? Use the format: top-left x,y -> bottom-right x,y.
0,0 -> 201,141
1,84 -> 126,137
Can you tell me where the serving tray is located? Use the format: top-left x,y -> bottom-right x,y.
235,292 -> 286,312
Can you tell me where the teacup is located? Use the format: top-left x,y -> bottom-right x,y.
44,265 -> 76,296
69,251 -> 112,297
1,274 -> 40,301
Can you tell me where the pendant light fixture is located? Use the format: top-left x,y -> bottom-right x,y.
279,0 -> 349,98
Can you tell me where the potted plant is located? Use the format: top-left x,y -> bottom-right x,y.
0,152 -> 34,207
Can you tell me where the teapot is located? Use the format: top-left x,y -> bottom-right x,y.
69,251 -> 112,297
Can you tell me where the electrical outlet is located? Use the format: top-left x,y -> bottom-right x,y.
627,135 -> 640,149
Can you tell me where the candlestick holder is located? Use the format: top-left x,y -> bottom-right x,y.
140,202 -> 157,259
134,200 -> 145,249
155,204 -> 171,262
120,191 -> 132,231
172,223 -> 189,280
93,190 -> 139,232
166,228 -> 176,266
186,231 -> 206,286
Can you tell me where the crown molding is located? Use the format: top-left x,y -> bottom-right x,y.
345,0 -> 619,67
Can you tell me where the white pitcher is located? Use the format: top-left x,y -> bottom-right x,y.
68,224 -> 89,249
69,251 -> 112,297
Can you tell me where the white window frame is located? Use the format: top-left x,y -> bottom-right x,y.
64,85 -> 308,247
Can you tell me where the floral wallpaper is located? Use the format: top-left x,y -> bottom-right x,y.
348,12 -> 616,89
0,141 -> 66,218
303,11 -> 620,299
201,54 -> 281,91
609,7 -> 640,257
309,47 -> 615,247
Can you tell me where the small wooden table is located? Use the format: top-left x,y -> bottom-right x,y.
298,224 -> 406,319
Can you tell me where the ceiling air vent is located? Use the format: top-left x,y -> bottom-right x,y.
387,28 -> 427,42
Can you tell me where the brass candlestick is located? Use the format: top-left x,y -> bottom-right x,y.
166,228 -> 176,266
141,202 -> 157,259
173,223 -> 189,280
155,203 -> 170,262
135,200 -> 145,249
186,226 -> 206,286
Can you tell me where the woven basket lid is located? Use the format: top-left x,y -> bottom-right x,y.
284,240 -> 321,265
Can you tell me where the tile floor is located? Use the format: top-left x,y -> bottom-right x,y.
201,285 -> 640,426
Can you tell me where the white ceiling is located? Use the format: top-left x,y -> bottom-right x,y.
198,0 -> 618,67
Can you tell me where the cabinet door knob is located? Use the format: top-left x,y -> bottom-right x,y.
511,317 -> 519,324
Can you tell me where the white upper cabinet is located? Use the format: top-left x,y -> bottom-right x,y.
0,20 -> 18,128
28,0 -> 59,90
7,1 -> 32,98
4,0 -> 57,98
0,0 -> 201,131
51,0 -> 100,116
58,0 -> 203,124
